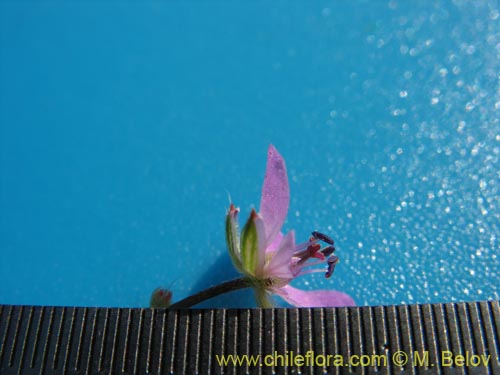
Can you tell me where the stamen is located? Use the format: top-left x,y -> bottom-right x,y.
310,249 -> 325,261
311,231 -> 334,245
296,243 -> 323,264
293,231 -> 340,278
325,256 -> 339,278
321,245 -> 335,257
294,240 -> 314,252
308,243 -> 321,253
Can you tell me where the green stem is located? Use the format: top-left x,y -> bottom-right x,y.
168,277 -> 252,309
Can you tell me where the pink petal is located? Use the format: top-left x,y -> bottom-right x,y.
264,231 -> 295,279
266,230 -> 294,269
266,232 -> 283,253
253,214 -> 268,274
273,285 -> 356,307
259,145 -> 290,246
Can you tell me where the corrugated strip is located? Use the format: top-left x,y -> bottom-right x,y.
0,302 -> 498,375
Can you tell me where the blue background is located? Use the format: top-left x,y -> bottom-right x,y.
1,1 -> 498,308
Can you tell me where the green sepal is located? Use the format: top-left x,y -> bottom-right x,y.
240,209 -> 259,275
225,205 -> 243,272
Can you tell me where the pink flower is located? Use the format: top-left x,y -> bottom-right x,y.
226,145 -> 355,307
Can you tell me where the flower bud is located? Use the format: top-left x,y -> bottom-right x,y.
150,287 -> 172,308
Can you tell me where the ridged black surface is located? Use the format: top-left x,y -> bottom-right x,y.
0,302 -> 498,374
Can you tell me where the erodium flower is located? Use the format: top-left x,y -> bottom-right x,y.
225,145 -> 355,307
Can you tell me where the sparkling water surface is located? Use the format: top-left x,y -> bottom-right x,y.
1,1 -> 499,307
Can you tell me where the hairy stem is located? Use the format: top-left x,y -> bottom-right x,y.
167,277 -> 252,309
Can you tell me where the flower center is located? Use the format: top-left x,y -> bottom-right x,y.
291,231 -> 340,278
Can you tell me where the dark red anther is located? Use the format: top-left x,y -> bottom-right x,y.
321,245 -> 335,257
325,256 -> 339,278
312,231 -> 334,245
